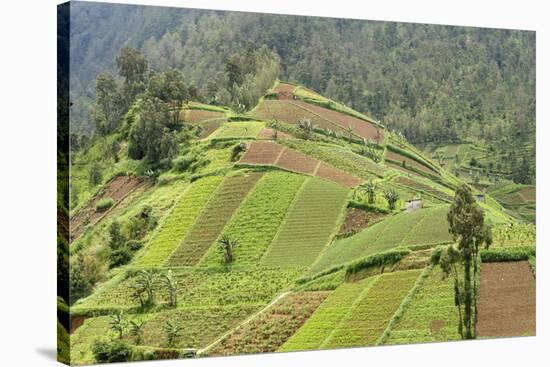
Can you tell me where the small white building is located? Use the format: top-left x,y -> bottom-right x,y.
406,199 -> 423,212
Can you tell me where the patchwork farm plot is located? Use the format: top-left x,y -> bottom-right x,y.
477,261 -> 536,337
383,267 -> 461,344
261,178 -> 350,268
65,77 -> 536,365
70,175 -> 146,242
239,141 -> 362,188
209,291 -> 330,356
166,172 -> 263,266
281,270 -> 420,351
208,121 -> 265,140
310,206 -> 452,274
200,172 -> 306,266
135,176 -> 223,267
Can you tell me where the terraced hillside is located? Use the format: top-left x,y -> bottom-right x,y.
66,80 -> 534,365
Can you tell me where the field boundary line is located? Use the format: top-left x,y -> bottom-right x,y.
376,265 -> 433,345
320,276 -> 379,348
197,291 -> 291,356
312,161 -> 322,176
196,173 -> 265,266
162,177 -> 225,267
273,146 -> 286,165
259,177 -> 309,264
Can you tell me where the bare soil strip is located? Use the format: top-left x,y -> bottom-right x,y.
70,175 -> 145,242
477,261 -> 536,337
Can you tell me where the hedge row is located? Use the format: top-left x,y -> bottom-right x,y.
480,245 -> 536,262
345,249 -> 411,279
386,143 -> 439,173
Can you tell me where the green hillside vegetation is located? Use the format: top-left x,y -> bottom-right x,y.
65,41 -> 534,364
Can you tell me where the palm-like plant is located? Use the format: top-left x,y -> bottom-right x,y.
298,118 -> 316,140
360,181 -> 376,204
129,320 -> 144,345
162,270 -> 179,308
132,270 -> 158,306
163,321 -> 182,348
383,189 -> 400,210
109,311 -> 126,340
218,235 -> 239,264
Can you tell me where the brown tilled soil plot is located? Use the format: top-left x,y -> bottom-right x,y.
250,100 -> 346,133
477,261 -> 536,337
239,141 -> 284,165
339,208 -> 387,234
274,82 -> 296,100
256,127 -> 290,140
291,100 -> 384,143
70,175 -> 145,242
209,291 -> 330,356
182,109 -> 225,124
316,162 -> 362,188
199,119 -> 224,138
385,150 -> 437,176
276,148 -> 319,175
518,187 -> 536,202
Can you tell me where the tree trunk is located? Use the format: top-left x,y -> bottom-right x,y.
464,255 -> 473,339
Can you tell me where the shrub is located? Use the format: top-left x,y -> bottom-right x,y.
92,339 -> 131,363
480,245 -> 536,262
345,249 -> 411,279
109,246 -> 132,268
230,143 -> 247,162
430,245 -> 447,265
96,198 -> 114,211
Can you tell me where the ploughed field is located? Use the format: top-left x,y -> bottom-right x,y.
477,261 -> 536,337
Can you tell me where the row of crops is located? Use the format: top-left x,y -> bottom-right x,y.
310,205 -> 452,274
261,178 -> 350,267
280,270 -> 421,350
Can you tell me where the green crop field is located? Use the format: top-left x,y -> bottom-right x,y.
75,267 -> 303,312
134,176 -> 223,267
280,277 -> 376,351
310,206 -> 451,274
166,172 -> 263,266
281,270 -> 420,351
200,172 -> 306,266
261,178 -> 349,267
208,121 -> 265,140
323,270 -> 421,348
383,267 -> 461,344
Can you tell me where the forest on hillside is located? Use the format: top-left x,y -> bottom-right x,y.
69,2 -> 535,182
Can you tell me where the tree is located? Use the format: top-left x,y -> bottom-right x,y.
445,184 -> 492,339
218,235 -> 239,264
148,68 -> 189,126
116,47 -> 149,108
127,94 -> 177,166
129,320 -> 144,345
161,270 -> 179,308
360,181 -> 376,204
93,73 -> 123,135
89,162 -> 103,186
108,220 -> 125,250
383,189 -> 400,210
109,311 -> 126,340
163,321 -> 182,347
